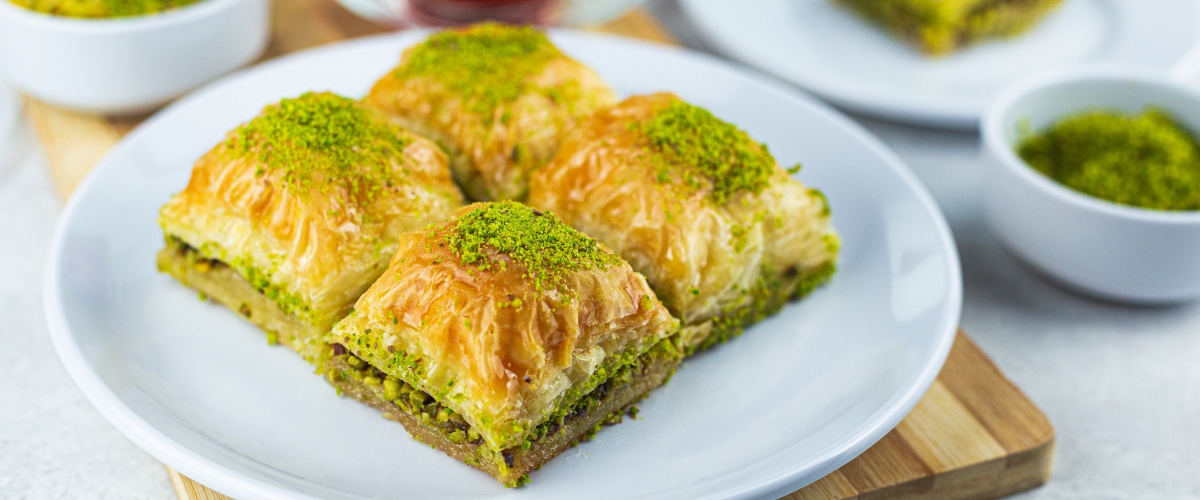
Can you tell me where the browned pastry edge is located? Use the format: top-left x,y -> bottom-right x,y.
322,349 -> 680,486
156,239 -> 325,362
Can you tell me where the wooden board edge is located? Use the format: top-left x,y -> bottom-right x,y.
166,466 -> 232,500
991,438 -> 1055,499
853,436 -> 1054,500
941,333 -> 1056,454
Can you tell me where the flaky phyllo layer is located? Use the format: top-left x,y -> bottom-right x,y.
327,202 -> 679,451
528,93 -> 839,352
158,92 -> 464,359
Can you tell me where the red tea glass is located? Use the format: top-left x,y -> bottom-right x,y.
336,0 -> 647,27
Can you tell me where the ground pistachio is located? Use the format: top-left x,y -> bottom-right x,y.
1018,108 -> 1200,211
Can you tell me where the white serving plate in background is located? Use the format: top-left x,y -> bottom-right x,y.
44,31 -> 961,499
680,0 -> 1200,129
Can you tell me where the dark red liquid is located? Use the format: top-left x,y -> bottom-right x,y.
407,0 -> 557,26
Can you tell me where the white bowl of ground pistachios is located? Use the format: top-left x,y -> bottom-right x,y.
0,0 -> 269,114
983,67 -> 1200,304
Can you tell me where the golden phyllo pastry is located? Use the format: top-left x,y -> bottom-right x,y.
833,0 -> 1064,55
323,201 -> 680,486
158,92 -> 464,363
365,23 -> 616,202
528,93 -> 839,354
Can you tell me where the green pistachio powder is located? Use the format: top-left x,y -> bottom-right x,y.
12,0 -> 200,18
396,23 -> 562,122
633,100 -> 786,205
1018,108 -> 1200,211
442,201 -> 620,296
228,92 -> 412,206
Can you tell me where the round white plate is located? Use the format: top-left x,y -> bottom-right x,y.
680,0 -> 1200,129
44,31 -> 961,499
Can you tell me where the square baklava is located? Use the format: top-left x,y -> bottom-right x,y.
158,92 -> 464,362
322,201 -> 680,486
528,93 -> 839,354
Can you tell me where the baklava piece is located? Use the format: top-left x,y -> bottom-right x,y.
365,22 -> 616,201
158,92 -> 464,363
323,201 -> 680,486
528,93 -> 839,354
834,0 -> 1065,55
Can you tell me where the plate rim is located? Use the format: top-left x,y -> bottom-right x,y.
679,0 -> 1200,129
42,30 -> 963,500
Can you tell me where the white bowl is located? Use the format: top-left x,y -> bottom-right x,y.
983,67 -> 1200,304
0,0 -> 269,114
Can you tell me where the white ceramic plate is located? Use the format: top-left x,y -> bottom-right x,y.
680,0 -> 1200,129
44,31 -> 961,499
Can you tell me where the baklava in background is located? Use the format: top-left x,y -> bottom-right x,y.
528,93 -> 839,354
158,92 -> 464,363
834,0 -> 1065,56
366,23 -> 616,202
324,201 -> 680,486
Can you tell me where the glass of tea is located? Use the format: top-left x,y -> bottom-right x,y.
336,0 -> 649,27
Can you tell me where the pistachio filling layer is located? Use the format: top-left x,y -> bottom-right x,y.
327,348 -> 484,443
323,338 -> 679,486
520,338 -> 679,448
328,335 -> 679,450
166,236 -> 315,325
692,261 -> 837,354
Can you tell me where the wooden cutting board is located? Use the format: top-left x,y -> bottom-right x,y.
27,2 -> 1054,498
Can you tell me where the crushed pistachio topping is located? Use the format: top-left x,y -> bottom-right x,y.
170,237 -> 315,324
10,0 -> 201,18
395,23 -> 561,121
439,201 -> 619,294
227,92 -> 412,205
696,262 -> 836,354
632,100 -> 776,205
1018,108 -> 1200,211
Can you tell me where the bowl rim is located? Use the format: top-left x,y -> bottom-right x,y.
0,0 -> 244,31
983,65 -> 1200,225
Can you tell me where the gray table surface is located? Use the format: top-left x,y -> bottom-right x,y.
2,4 -> 1199,498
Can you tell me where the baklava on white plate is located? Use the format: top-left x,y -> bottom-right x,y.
528,93 -> 839,353
323,201 -> 680,486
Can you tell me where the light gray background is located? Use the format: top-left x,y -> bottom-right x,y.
1,3 -> 1198,498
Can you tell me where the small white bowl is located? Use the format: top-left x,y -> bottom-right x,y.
0,0 -> 269,114
983,67 -> 1200,304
